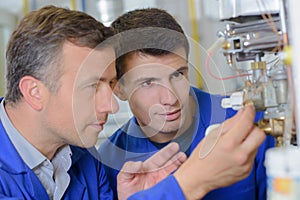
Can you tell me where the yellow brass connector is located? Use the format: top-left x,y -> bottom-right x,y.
251,62 -> 266,70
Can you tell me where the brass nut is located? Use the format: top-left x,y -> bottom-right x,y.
222,41 -> 231,50
251,62 -> 266,70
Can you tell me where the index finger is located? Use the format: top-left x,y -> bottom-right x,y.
142,142 -> 180,172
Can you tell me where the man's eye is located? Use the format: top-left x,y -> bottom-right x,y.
90,83 -> 98,88
88,82 -> 100,90
141,80 -> 154,87
172,71 -> 184,79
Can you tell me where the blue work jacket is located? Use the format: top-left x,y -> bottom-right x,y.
99,87 -> 275,200
0,120 -> 113,199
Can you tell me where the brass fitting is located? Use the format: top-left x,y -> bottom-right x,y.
257,118 -> 296,146
222,41 -> 231,50
257,118 -> 284,147
251,62 -> 266,70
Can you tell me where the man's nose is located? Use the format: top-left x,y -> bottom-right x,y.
159,83 -> 178,106
95,84 -> 119,115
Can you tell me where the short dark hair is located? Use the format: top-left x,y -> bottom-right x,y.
111,8 -> 189,80
5,5 -> 114,104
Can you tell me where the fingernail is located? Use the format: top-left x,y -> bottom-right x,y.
243,100 -> 255,110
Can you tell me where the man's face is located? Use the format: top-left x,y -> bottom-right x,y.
43,42 -> 118,148
118,48 -> 191,142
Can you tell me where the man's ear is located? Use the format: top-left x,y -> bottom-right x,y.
18,76 -> 46,110
114,81 -> 127,101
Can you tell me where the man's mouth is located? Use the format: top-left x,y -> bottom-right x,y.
91,120 -> 107,132
160,109 -> 181,121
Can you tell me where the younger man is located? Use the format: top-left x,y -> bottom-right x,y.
99,8 -> 274,199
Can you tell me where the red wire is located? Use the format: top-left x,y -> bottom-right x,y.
205,52 -> 251,81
